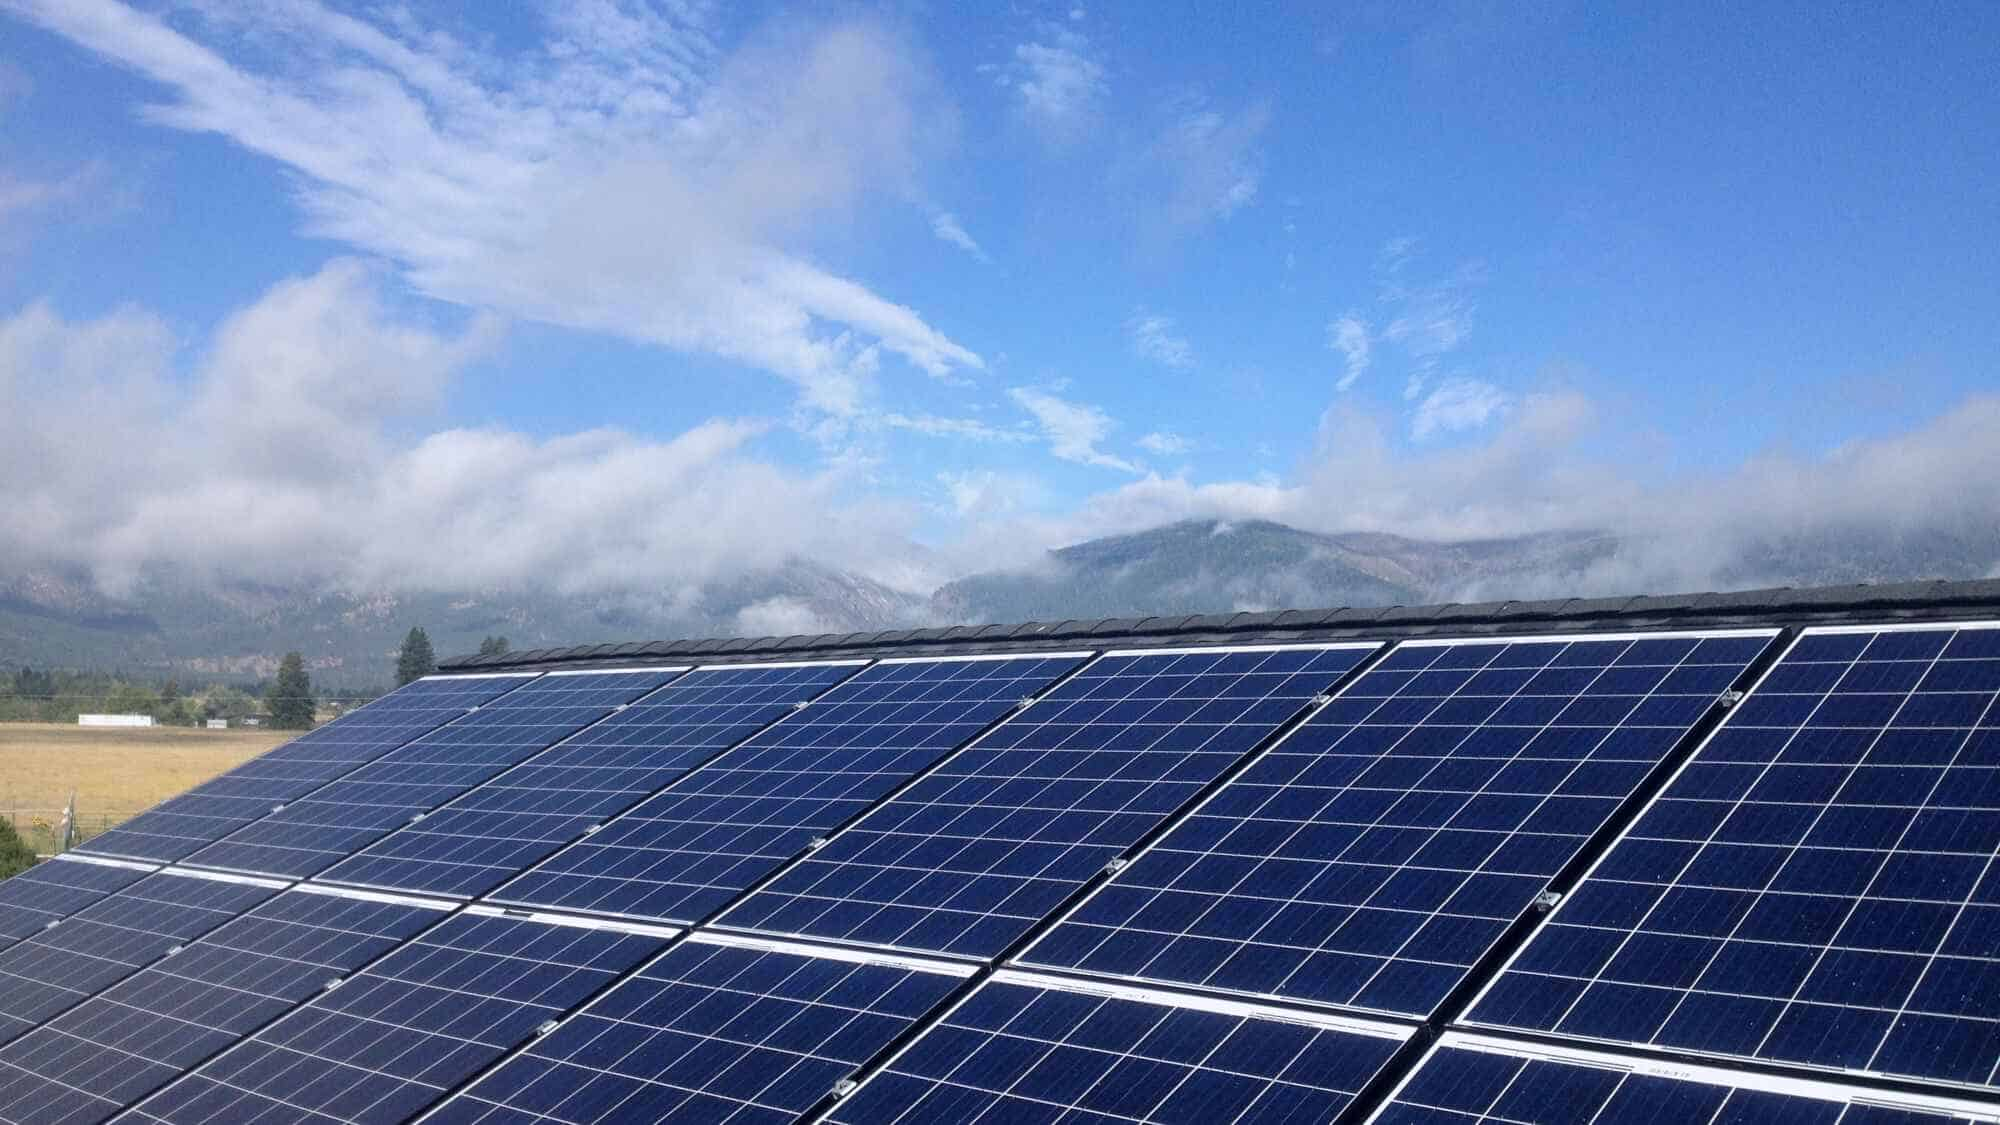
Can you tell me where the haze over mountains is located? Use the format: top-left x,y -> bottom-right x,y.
5,518 -> 1995,688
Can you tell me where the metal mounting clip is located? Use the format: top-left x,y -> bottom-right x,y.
1718,690 -> 1745,708
832,1079 -> 859,1098
1533,890 -> 1562,913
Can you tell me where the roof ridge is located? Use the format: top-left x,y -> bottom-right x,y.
437,576 -> 2000,672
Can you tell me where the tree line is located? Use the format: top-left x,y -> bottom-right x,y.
0,625 -> 506,732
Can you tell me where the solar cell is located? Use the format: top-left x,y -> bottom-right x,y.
826,969 -> 1410,1125
317,661 -> 865,899
1021,630 -> 1776,1018
1467,622 -> 2000,1093
0,885 -> 450,1125
722,644 -> 1379,960
120,907 -> 675,1125
179,668 -> 686,879
489,653 -> 1089,925
0,855 -> 154,951
0,868 -> 283,1049
427,933 -> 972,1125
79,674 -> 534,864
1368,1032 -> 2000,1125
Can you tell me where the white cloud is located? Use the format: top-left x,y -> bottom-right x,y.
1138,431 -> 1192,456
0,263 -> 919,597
880,411 -> 1033,443
937,469 -> 1044,519
1119,98 -> 1270,237
1008,386 -> 1138,472
995,26 -> 1105,144
1126,312 -> 1193,369
5,0 -> 980,417
1411,377 -> 1510,440
929,211 -> 989,262
1329,312 -> 1370,391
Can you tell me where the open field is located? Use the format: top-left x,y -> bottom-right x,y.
0,722 -> 289,851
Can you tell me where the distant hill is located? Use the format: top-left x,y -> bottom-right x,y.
0,562 -> 928,689
932,520 -> 1620,623
4,516 -> 1995,685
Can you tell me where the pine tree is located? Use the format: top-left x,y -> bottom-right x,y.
478,635 -> 511,656
396,626 -> 437,686
267,652 -> 315,730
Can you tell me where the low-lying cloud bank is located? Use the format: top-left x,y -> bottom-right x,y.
941,390 -> 2000,596
0,262 -> 923,600
5,264 -> 1996,607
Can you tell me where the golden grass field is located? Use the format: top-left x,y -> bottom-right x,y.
0,722 -> 289,850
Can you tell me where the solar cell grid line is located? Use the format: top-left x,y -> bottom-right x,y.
420,932 -> 974,1125
114,905 -> 678,1125
78,673 -> 538,866
1017,629 -> 1779,1020
314,660 -> 870,900
1464,620 -> 2000,1095
719,642 -> 1395,962
0,867 -> 286,1050
177,667 -> 689,881
0,884 -> 456,1125
0,854 -> 156,953
1364,1031 -> 2000,1125
819,967 -> 1412,1125
487,651 -> 1094,927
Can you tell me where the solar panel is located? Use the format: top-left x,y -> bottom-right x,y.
0,868 -> 283,1049
0,885 -> 451,1125
316,661 -> 866,900
78,674 -> 535,865
427,933 -> 972,1125
722,644 -> 1380,960
0,855 -> 153,951
1020,630 -> 1776,1018
120,907 -> 676,1125
178,668 -> 686,879
1368,1031 -> 2000,1125
1466,623 -> 2000,1092
489,653 -> 1090,925
826,969 -> 1410,1125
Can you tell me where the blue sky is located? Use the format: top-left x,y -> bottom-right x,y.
2,1 -> 1996,605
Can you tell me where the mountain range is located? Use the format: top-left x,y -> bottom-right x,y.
4,518 -> 1995,688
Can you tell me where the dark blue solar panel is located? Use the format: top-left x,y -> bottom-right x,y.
0,886 -> 446,1125
429,936 -> 967,1125
1373,1035 -> 1988,1125
1469,624 -> 2000,1093
490,654 -> 1088,925
79,674 -> 533,864
0,857 -> 151,950
1023,631 -> 1775,1018
180,669 -> 682,879
827,971 -> 1408,1125
723,645 -> 1378,960
317,662 -> 864,899
0,870 -> 280,1049
122,909 -> 672,1125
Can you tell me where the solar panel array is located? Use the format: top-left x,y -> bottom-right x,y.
494,653 -> 1089,925
177,667 -> 683,879
1467,624 -> 2000,1093
320,661 -> 865,899
722,645 -> 1378,959
81,673 -> 534,864
1370,1033 -> 1998,1124
2,617 -> 1999,1123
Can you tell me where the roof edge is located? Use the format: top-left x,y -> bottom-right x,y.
438,576 -> 2000,672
